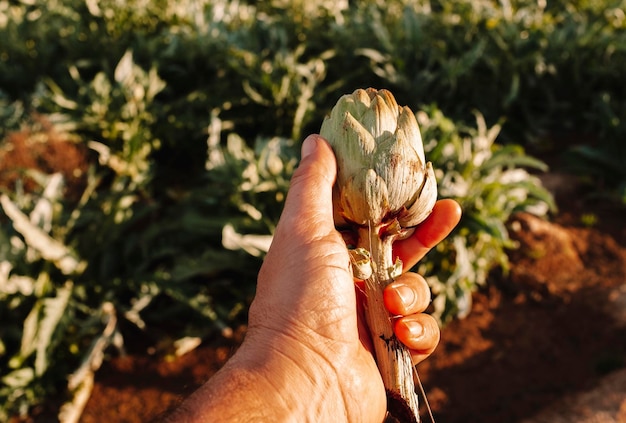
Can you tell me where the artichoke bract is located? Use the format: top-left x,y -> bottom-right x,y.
320,88 -> 437,230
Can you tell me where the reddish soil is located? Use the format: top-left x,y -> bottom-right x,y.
76,187 -> 625,423
0,115 -> 88,200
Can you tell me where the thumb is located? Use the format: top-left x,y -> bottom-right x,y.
274,134 -> 337,239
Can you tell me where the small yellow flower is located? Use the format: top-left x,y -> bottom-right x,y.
486,17 -> 499,30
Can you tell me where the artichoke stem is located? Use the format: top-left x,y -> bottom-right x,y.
357,225 -> 420,423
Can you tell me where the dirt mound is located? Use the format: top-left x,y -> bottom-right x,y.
522,367 -> 626,423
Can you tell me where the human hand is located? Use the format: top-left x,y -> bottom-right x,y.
241,135 -> 460,421
167,134 -> 460,422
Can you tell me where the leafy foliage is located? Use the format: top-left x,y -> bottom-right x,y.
416,107 -> 555,321
0,0 -> 622,418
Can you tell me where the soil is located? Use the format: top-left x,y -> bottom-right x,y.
0,115 -> 88,200
76,174 -> 626,423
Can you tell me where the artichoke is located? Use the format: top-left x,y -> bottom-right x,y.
320,88 -> 438,423
320,88 -> 437,230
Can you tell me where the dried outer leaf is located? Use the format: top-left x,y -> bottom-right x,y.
400,162 -> 438,227
349,247 -> 373,280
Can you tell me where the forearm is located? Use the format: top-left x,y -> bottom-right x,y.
163,338 -> 343,422
164,356 -> 284,422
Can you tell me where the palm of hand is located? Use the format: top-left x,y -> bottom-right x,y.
248,208 -> 387,422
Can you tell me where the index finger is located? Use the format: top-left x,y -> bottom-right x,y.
393,199 -> 461,271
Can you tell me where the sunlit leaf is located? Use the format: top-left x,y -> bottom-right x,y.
34,283 -> 72,376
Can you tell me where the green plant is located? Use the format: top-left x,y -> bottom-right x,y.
0,106 -> 299,421
416,106 -> 556,322
565,140 -> 626,205
0,91 -> 24,139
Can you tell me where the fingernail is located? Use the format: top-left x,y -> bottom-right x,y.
402,319 -> 423,338
301,135 -> 318,159
395,284 -> 416,309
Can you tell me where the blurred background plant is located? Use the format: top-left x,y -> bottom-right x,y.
0,0 -> 623,419
416,106 -> 555,321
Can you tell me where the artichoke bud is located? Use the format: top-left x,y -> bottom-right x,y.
320,88 -> 437,229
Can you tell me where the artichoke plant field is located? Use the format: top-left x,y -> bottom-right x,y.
3,0 -> 623,419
